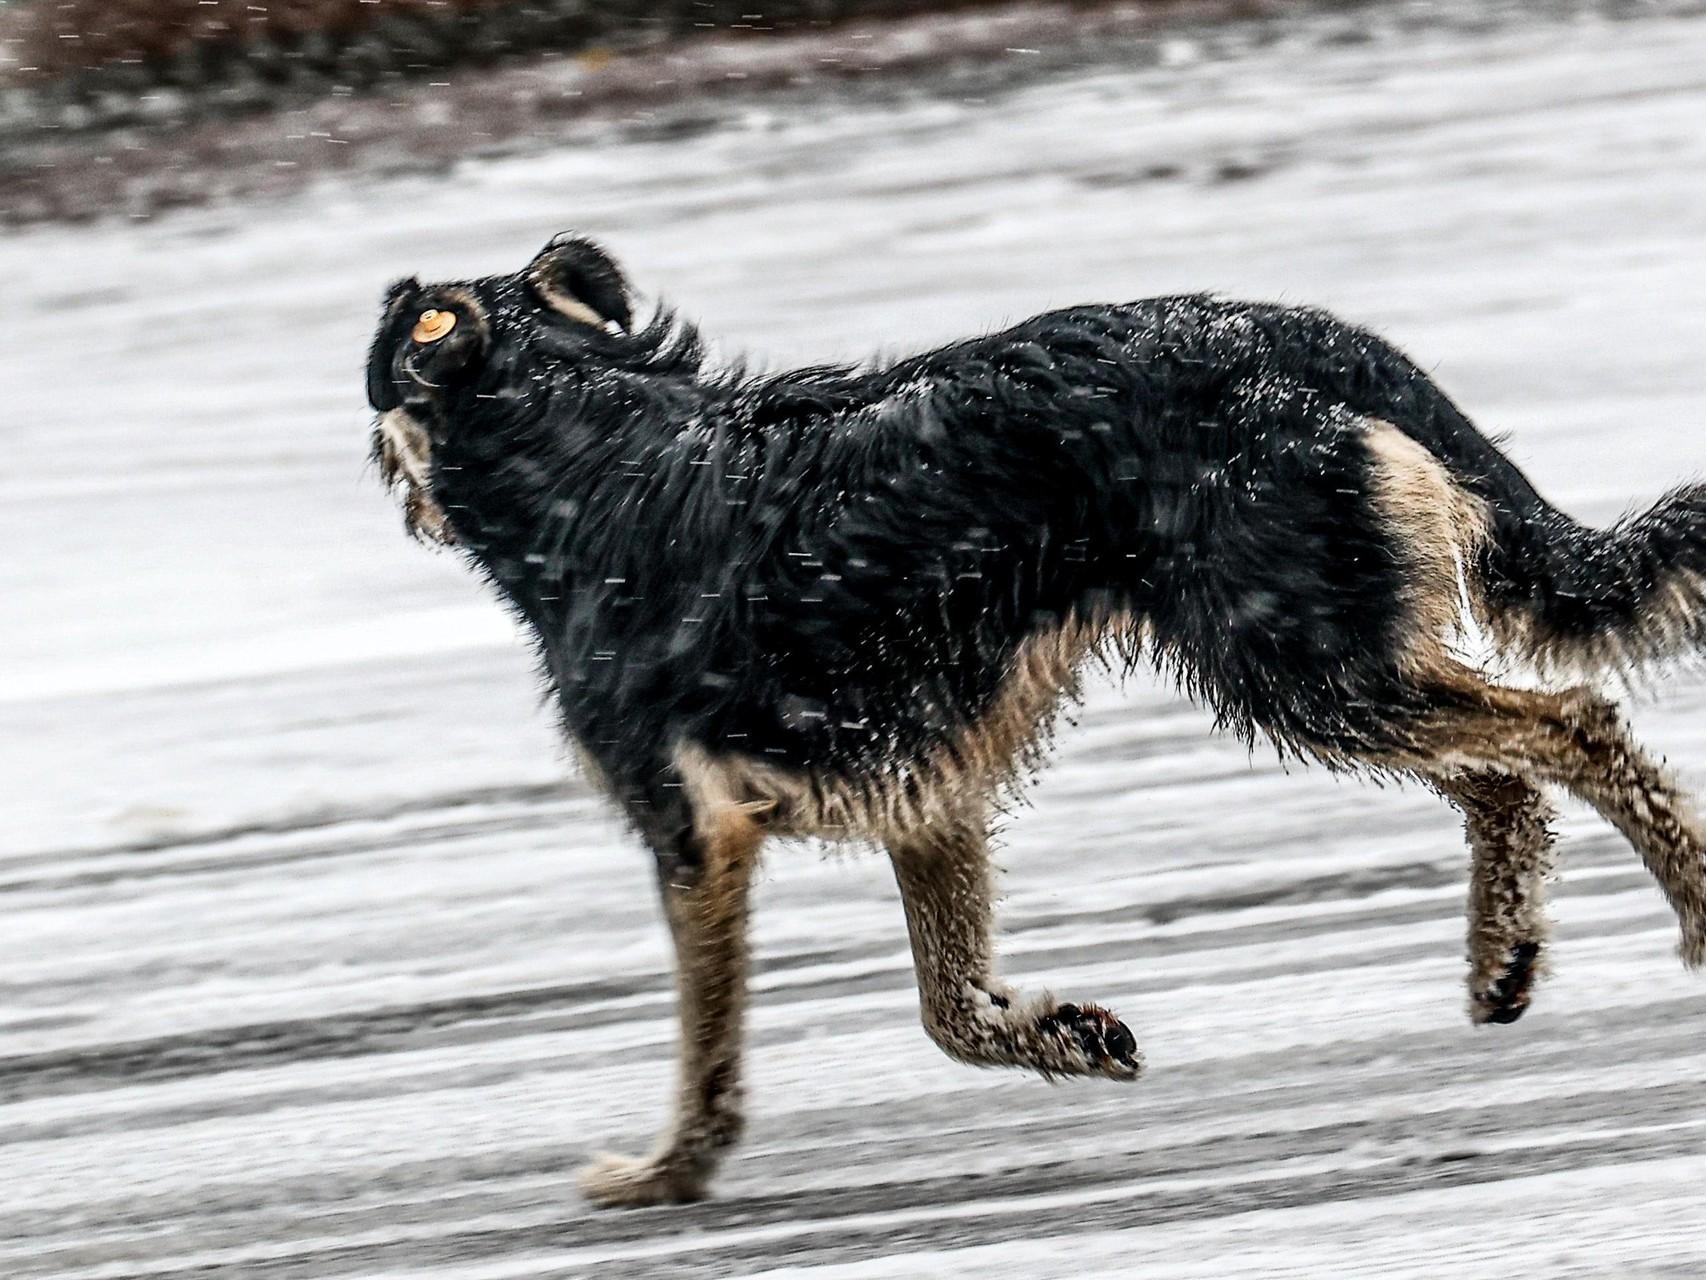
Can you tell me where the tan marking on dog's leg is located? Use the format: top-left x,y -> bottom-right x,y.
578,804 -> 763,1208
1403,678 -> 1706,970
887,813 -> 1142,1081
1436,769 -> 1558,1024
1527,690 -> 1706,969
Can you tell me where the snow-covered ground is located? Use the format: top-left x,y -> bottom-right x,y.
6,4 -> 1706,1275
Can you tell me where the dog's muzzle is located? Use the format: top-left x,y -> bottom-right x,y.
373,407 -> 454,545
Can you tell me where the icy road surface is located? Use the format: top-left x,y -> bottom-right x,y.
7,4 -> 1706,1276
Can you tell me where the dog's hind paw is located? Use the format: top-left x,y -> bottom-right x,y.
1470,940 -> 1542,1026
578,1152 -> 708,1209
1037,1002 -> 1144,1080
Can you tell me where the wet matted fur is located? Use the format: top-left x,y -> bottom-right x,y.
367,233 -> 1706,1207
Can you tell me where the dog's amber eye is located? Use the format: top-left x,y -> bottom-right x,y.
412,309 -> 457,344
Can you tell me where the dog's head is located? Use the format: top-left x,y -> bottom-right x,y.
365,233 -> 636,544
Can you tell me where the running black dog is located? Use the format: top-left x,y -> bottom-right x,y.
367,234 -> 1706,1207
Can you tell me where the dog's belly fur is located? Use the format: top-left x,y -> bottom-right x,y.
674,609 -> 1140,844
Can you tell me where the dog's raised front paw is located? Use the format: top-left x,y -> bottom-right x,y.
1037,1001 -> 1144,1080
578,1151 -> 707,1209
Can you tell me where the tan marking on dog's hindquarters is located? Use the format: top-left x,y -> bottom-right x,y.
577,792 -> 764,1208
1361,420 -> 1492,677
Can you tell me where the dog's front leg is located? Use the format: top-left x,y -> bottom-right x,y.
579,799 -> 763,1208
888,815 -> 1142,1081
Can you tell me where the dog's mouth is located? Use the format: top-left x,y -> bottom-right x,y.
372,407 -> 454,545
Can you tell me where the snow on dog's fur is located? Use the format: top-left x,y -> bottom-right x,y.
368,234 -> 1706,1207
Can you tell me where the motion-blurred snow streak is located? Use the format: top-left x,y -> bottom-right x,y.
5,4 -> 1706,1276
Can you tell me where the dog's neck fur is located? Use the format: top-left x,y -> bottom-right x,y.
429,333 -> 884,638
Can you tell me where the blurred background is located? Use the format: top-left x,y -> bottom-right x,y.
5,1 -> 1706,1275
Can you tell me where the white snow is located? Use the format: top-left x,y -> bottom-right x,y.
6,4 -> 1706,1276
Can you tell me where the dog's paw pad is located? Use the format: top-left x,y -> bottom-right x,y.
578,1152 -> 706,1209
1041,1002 -> 1143,1079
1473,940 -> 1541,1025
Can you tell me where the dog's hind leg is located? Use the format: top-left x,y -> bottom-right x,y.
578,788 -> 764,1208
1406,680 -> 1706,971
1522,689 -> 1706,970
1434,769 -> 1558,1024
887,812 -> 1142,1081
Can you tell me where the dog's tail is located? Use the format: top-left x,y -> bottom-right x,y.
1461,447 -> 1706,674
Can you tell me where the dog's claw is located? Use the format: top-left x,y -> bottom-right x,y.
1041,1002 -> 1144,1078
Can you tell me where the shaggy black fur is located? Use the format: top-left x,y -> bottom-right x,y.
366,235 -> 1706,870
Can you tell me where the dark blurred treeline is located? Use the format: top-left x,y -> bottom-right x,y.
0,0 -> 1018,125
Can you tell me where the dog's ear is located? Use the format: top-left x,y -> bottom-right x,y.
367,277 -> 421,411
525,234 -> 633,334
